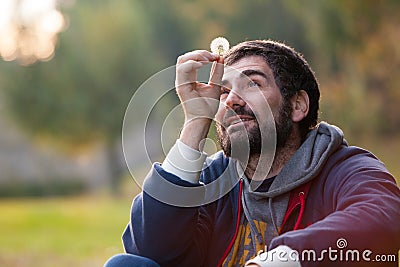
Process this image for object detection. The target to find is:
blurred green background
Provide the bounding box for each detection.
[0,0,399,266]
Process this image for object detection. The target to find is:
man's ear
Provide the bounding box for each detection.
[291,90,309,122]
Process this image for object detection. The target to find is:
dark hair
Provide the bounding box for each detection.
[224,40,320,140]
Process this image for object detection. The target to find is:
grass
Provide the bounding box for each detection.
[0,194,133,267]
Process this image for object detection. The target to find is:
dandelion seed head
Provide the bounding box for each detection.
[210,37,230,56]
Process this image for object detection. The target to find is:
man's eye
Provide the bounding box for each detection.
[220,87,230,94]
[248,80,260,87]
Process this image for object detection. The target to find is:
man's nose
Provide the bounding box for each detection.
[225,90,246,109]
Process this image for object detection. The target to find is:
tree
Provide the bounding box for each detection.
[286,0,400,137]
[1,1,170,192]
[2,0,399,193]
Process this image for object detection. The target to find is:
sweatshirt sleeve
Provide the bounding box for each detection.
[270,151,400,267]
[162,139,207,183]
[122,163,215,266]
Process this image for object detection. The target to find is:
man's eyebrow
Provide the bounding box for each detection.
[241,69,269,81]
[220,69,269,86]
[220,79,229,86]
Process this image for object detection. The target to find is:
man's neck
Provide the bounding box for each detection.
[243,133,301,181]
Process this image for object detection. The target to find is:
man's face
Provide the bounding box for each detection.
[215,55,293,159]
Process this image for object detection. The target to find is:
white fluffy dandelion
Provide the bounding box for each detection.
[210,37,230,56]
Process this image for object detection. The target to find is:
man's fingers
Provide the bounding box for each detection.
[177,50,219,64]
[176,60,205,85]
[176,51,219,86]
[178,60,204,73]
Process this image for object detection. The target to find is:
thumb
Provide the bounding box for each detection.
[208,56,224,88]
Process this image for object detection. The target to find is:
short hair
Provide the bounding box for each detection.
[224,40,320,140]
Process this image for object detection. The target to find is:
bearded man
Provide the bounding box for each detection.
[105,40,400,267]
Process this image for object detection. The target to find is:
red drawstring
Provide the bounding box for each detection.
[217,179,243,267]
[293,192,305,230]
[280,182,312,233]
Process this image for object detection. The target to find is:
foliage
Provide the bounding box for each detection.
[2,1,159,145]
[286,0,400,137]
[0,0,399,186]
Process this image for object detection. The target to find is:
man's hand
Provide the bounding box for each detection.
[175,50,224,150]
[176,50,224,120]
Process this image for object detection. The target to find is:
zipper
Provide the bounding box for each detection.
[216,178,243,267]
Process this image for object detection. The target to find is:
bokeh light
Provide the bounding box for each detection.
[0,0,66,65]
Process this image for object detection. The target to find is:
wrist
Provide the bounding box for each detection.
[180,117,212,151]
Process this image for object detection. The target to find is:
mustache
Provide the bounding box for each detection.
[221,106,256,127]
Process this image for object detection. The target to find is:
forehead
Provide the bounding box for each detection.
[222,55,273,82]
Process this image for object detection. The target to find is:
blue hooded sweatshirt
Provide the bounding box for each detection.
[122,122,400,266]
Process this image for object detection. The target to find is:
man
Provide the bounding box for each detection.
[105,40,400,266]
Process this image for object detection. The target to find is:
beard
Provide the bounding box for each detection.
[216,100,293,160]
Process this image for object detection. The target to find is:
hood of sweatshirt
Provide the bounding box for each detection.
[262,121,345,198]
